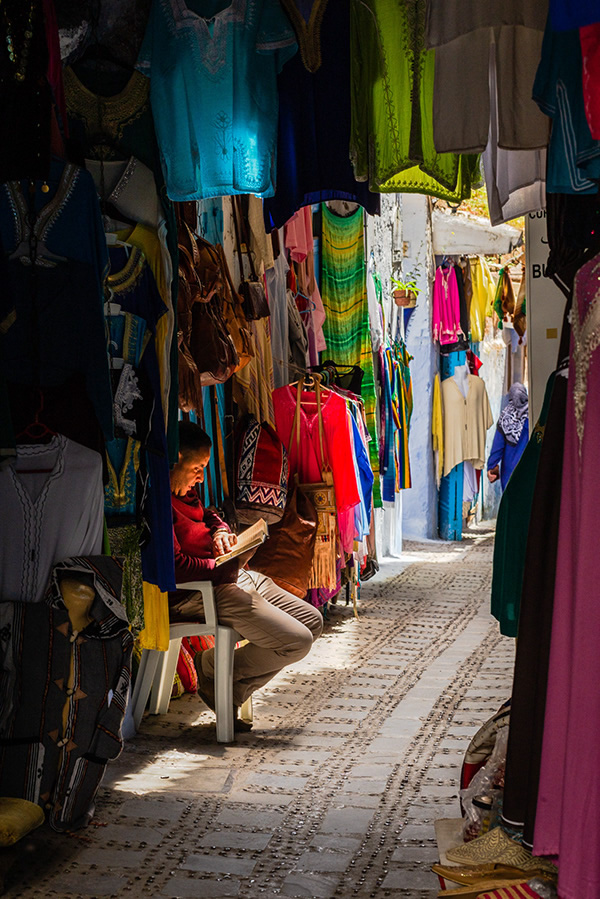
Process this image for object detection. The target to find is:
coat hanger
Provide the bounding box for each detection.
[15,390,57,450]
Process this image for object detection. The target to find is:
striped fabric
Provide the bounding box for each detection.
[476,884,541,899]
[321,204,381,506]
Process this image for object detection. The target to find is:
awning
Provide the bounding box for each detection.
[432,208,523,256]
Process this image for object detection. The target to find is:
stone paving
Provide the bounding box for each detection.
[2,524,514,899]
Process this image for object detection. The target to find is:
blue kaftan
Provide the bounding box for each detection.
[137,0,297,200]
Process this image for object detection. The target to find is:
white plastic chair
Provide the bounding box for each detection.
[130,580,252,743]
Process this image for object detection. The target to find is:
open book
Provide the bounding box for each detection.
[214,518,269,566]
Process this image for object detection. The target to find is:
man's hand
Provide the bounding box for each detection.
[487,466,500,484]
[212,530,238,557]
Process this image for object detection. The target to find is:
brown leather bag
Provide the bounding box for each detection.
[250,484,317,598]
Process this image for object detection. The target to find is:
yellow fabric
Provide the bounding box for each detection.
[116,224,173,427]
[432,373,444,486]
[470,257,497,342]
[0,798,44,846]
[138,582,170,652]
[441,373,493,476]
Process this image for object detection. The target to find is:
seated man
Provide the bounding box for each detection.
[169,421,323,730]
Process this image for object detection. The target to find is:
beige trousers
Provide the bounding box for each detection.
[169,569,323,706]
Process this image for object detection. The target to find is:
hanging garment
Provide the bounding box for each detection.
[432,373,444,487]
[425,1,549,153]
[0,556,133,833]
[0,0,51,182]
[0,160,113,444]
[441,373,493,476]
[272,383,361,515]
[580,24,600,140]
[551,0,600,30]
[64,66,164,185]
[262,0,380,230]
[64,65,179,463]
[0,437,104,603]
[432,265,463,345]
[534,23,600,194]
[265,246,291,388]
[491,376,553,638]
[233,318,276,427]
[502,371,568,849]
[470,257,497,342]
[107,247,175,596]
[321,204,381,505]
[534,255,600,899]
[284,205,326,364]
[86,157,164,232]
[350,0,479,200]
[136,0,297,200]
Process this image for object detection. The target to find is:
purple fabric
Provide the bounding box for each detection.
[534,254,600,899]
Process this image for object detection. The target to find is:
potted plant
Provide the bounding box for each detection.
[391,275,420,308]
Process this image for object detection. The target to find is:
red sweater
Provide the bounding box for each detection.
[171,492,238,586]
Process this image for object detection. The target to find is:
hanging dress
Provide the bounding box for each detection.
[321,203,381,505]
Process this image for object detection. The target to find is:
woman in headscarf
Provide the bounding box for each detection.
[487,383,529,490]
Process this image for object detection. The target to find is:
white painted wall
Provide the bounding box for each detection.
[398,195,438,540]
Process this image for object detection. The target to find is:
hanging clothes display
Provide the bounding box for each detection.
[321,203,381,505]
[107,245,175,596]
[136,0,297,200]
[441,366,493,477]
[425,1,549,225]
[350,0,479,200]
[379,340,413,502]
[533,254,600,899]
[0,0,52,183]
[491,376,553,638]
[0,557,132,833]
[432,263,464,345]
[431,373,444,488]
[534,21,600,195]
[284,205,326,366]
[263,0,380,230]
[469,257,497,343]
[0,437,104,603]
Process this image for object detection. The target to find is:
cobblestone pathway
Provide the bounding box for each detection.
[3,525,514,899]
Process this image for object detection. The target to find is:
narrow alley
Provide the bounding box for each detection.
[3,527,514,899]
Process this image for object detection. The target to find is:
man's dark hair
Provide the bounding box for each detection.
[178,421,212,458]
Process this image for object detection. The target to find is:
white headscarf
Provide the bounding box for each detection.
[498,383,528,445]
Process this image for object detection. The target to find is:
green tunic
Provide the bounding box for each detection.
[350,0,479,199]
[491,373,555,637]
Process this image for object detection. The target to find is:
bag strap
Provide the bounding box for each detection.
[291,376,329,479]
[233,196,258,281]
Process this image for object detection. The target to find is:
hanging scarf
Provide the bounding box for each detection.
[498,383,528,445]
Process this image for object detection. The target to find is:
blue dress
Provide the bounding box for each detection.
[137,0,297,200]
[550,0,600,30]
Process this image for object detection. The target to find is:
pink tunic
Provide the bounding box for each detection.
[432,265,463,345]
[272,385,360,516]
[284,206,327,364]
[533,254,600,899]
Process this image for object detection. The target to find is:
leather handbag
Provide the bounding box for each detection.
[232,196,270,321]
[250,484,317,598]
[217,242,255,371]
[189,295,239,387]
[291,377,338,590]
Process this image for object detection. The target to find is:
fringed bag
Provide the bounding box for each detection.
[292,378,338,590]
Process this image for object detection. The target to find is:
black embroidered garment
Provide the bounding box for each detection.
[0,556,133,832]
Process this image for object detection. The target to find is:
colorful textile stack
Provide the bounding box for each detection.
[321,204,381,505]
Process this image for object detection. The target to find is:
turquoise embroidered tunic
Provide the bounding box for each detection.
[137,0,297,200]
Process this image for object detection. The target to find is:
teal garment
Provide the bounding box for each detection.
[137,0,297,201]
[491,373,555,637]
[533,23,600,194]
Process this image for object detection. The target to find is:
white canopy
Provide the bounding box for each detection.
[432,208,522,256]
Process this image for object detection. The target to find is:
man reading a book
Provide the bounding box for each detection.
[169,422,323,731]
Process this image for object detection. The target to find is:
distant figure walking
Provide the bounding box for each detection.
[487,383,529,490]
